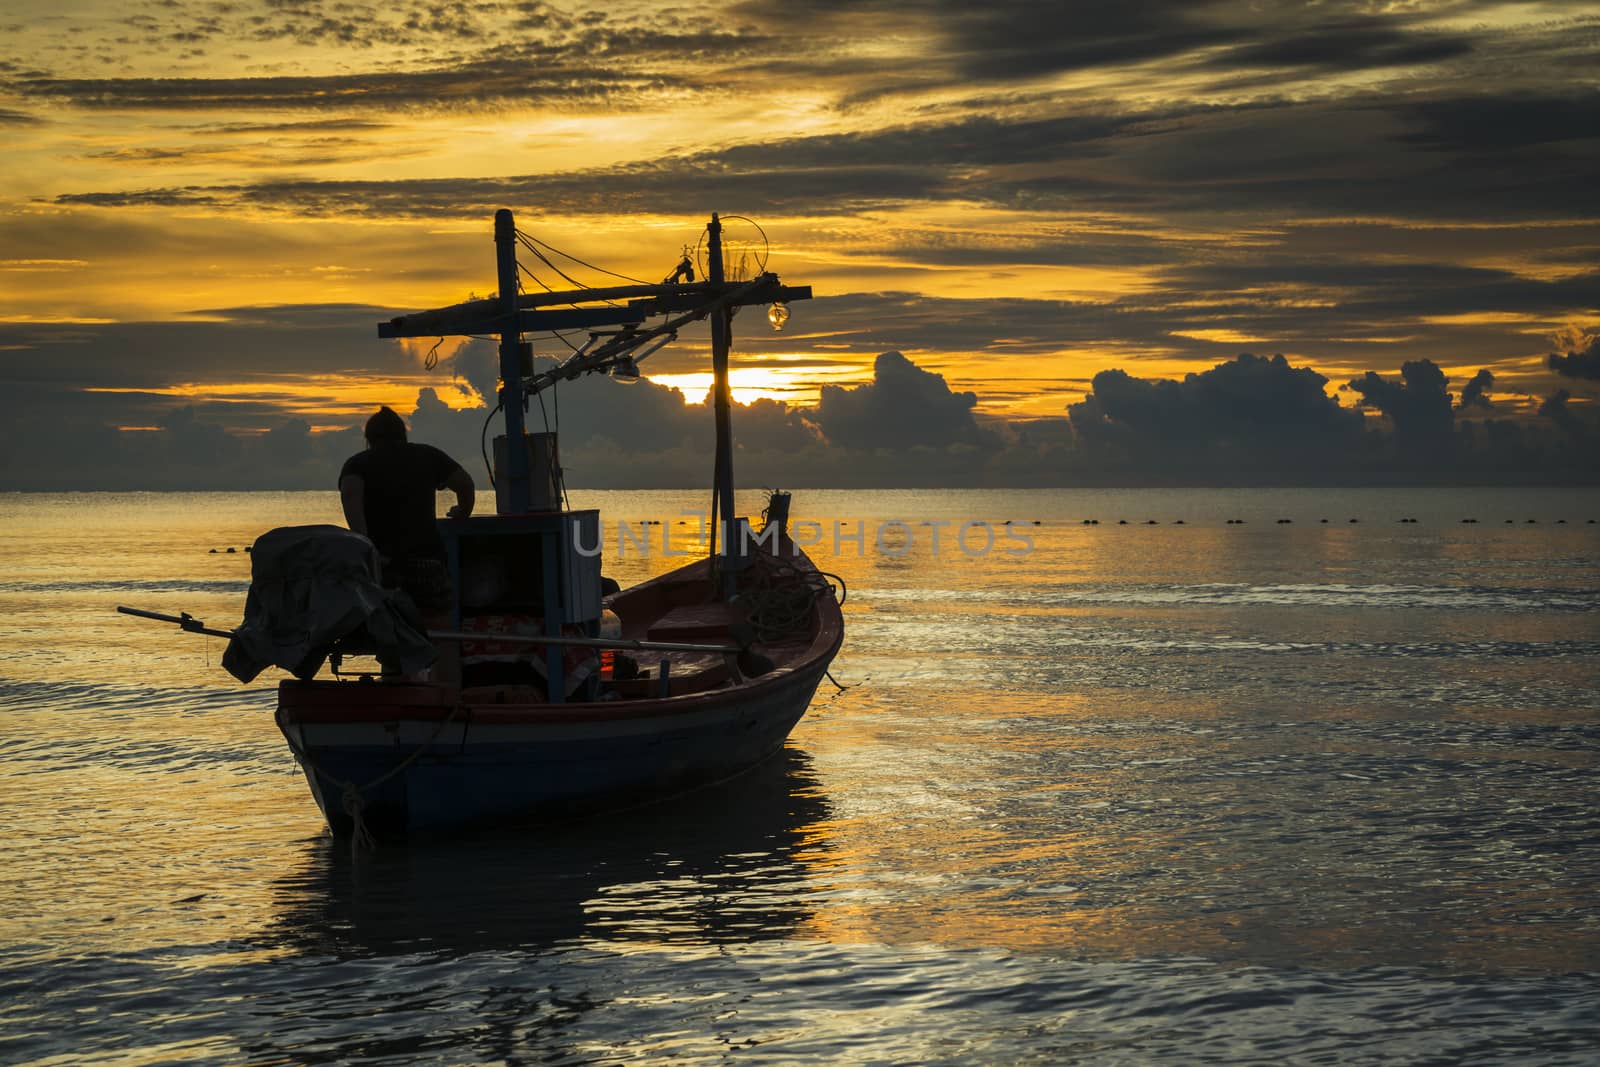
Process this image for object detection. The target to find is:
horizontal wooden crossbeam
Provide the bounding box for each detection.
[377,305,644,338]
[377,275,812,340]
[631,281,812,317]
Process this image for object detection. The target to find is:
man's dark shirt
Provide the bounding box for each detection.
[340,442,463,562]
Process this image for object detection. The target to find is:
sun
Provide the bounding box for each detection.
[647,367,806,406]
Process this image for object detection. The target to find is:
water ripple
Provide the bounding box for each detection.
[876,582,1600,613]
[1,945,1596,1066]
[0,578,249,595]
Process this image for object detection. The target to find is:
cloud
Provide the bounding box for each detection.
[200,119,394,135]
[1547,335,1600,381]
[6,16,777,112]
[4,336,1596,489]
[52,158,948,217]
[1161,261,1599,325]
[39,107,1147,216]
[986,94,1600,222]
[47,83,1600,230]
[1539,388,1572,421]
[258,416,317,468]
[391,347,827,491]
[1218,19,1473,72]
[1458,369,1494,411]
[1396,93,1600,154]
[1066,353,1364,474]
[0,308,418,393]
[1532,386,1597,462]
[13,66,653,111]
[1345,359,1455,451]
[0,387,362,490]
[83,136,428,169]
[9,0,1554,123]
[1058,351,1598,483]
[733,0,1219,63]
[907,2,1239,82]
[814,351,993,451]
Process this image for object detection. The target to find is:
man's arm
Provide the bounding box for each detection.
[445,466,475,520]
[339,474,368,535]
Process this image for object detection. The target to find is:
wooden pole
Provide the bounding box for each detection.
[706,213,737,598]
[117,605,237,639]
[494,209,530,514]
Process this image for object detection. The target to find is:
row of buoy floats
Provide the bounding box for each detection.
[204,516,1594,551]
[1077,518,1596,525]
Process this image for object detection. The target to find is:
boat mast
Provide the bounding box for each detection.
[377,210,811,536]
[494,209,532,515]
[706,213,738,597]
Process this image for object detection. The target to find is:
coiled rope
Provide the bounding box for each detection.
[734,556,846,643]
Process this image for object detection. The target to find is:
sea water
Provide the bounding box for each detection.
[1,488,1597,1065]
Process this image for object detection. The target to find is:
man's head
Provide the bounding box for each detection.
[365,406,407,446]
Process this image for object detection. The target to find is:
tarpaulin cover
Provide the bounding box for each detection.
[222,524,436,683]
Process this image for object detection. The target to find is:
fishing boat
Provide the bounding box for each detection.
[120,210,844,841]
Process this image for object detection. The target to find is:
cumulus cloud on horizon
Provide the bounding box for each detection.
[3,335,1593,490]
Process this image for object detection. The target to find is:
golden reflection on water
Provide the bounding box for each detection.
[2,489,1598,981]
[250,747,834,959]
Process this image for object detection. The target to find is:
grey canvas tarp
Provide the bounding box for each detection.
[222,525,437,683]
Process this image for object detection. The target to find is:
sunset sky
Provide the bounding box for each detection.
[1,0,1596,487]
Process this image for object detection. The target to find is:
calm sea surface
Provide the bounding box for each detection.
[2,488,1598,1065]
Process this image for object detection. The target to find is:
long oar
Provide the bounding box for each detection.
[116,605,739,656]
[116,605,236,639]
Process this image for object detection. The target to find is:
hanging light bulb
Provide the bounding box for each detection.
[611,355,641,383]
[767,302,790,332]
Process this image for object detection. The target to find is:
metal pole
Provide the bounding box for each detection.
[427,630,741,655]
[494,209,530,514]
[706,213,737,597]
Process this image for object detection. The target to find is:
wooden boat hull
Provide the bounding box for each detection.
[277,658,831,836]
[275,545,844,837]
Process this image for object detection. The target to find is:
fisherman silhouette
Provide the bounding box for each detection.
[339,406,474,617]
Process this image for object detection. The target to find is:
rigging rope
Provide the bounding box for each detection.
[480,398,502,490]
[423,336,444,371]
[515,228,649,286]
[516,231,599,296]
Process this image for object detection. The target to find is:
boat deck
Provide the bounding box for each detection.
[285,536,838,715]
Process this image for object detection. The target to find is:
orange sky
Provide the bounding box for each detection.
[1,0,1597,485]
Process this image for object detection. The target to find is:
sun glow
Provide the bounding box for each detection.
[637,352,878,407]
[646,367,820,406]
